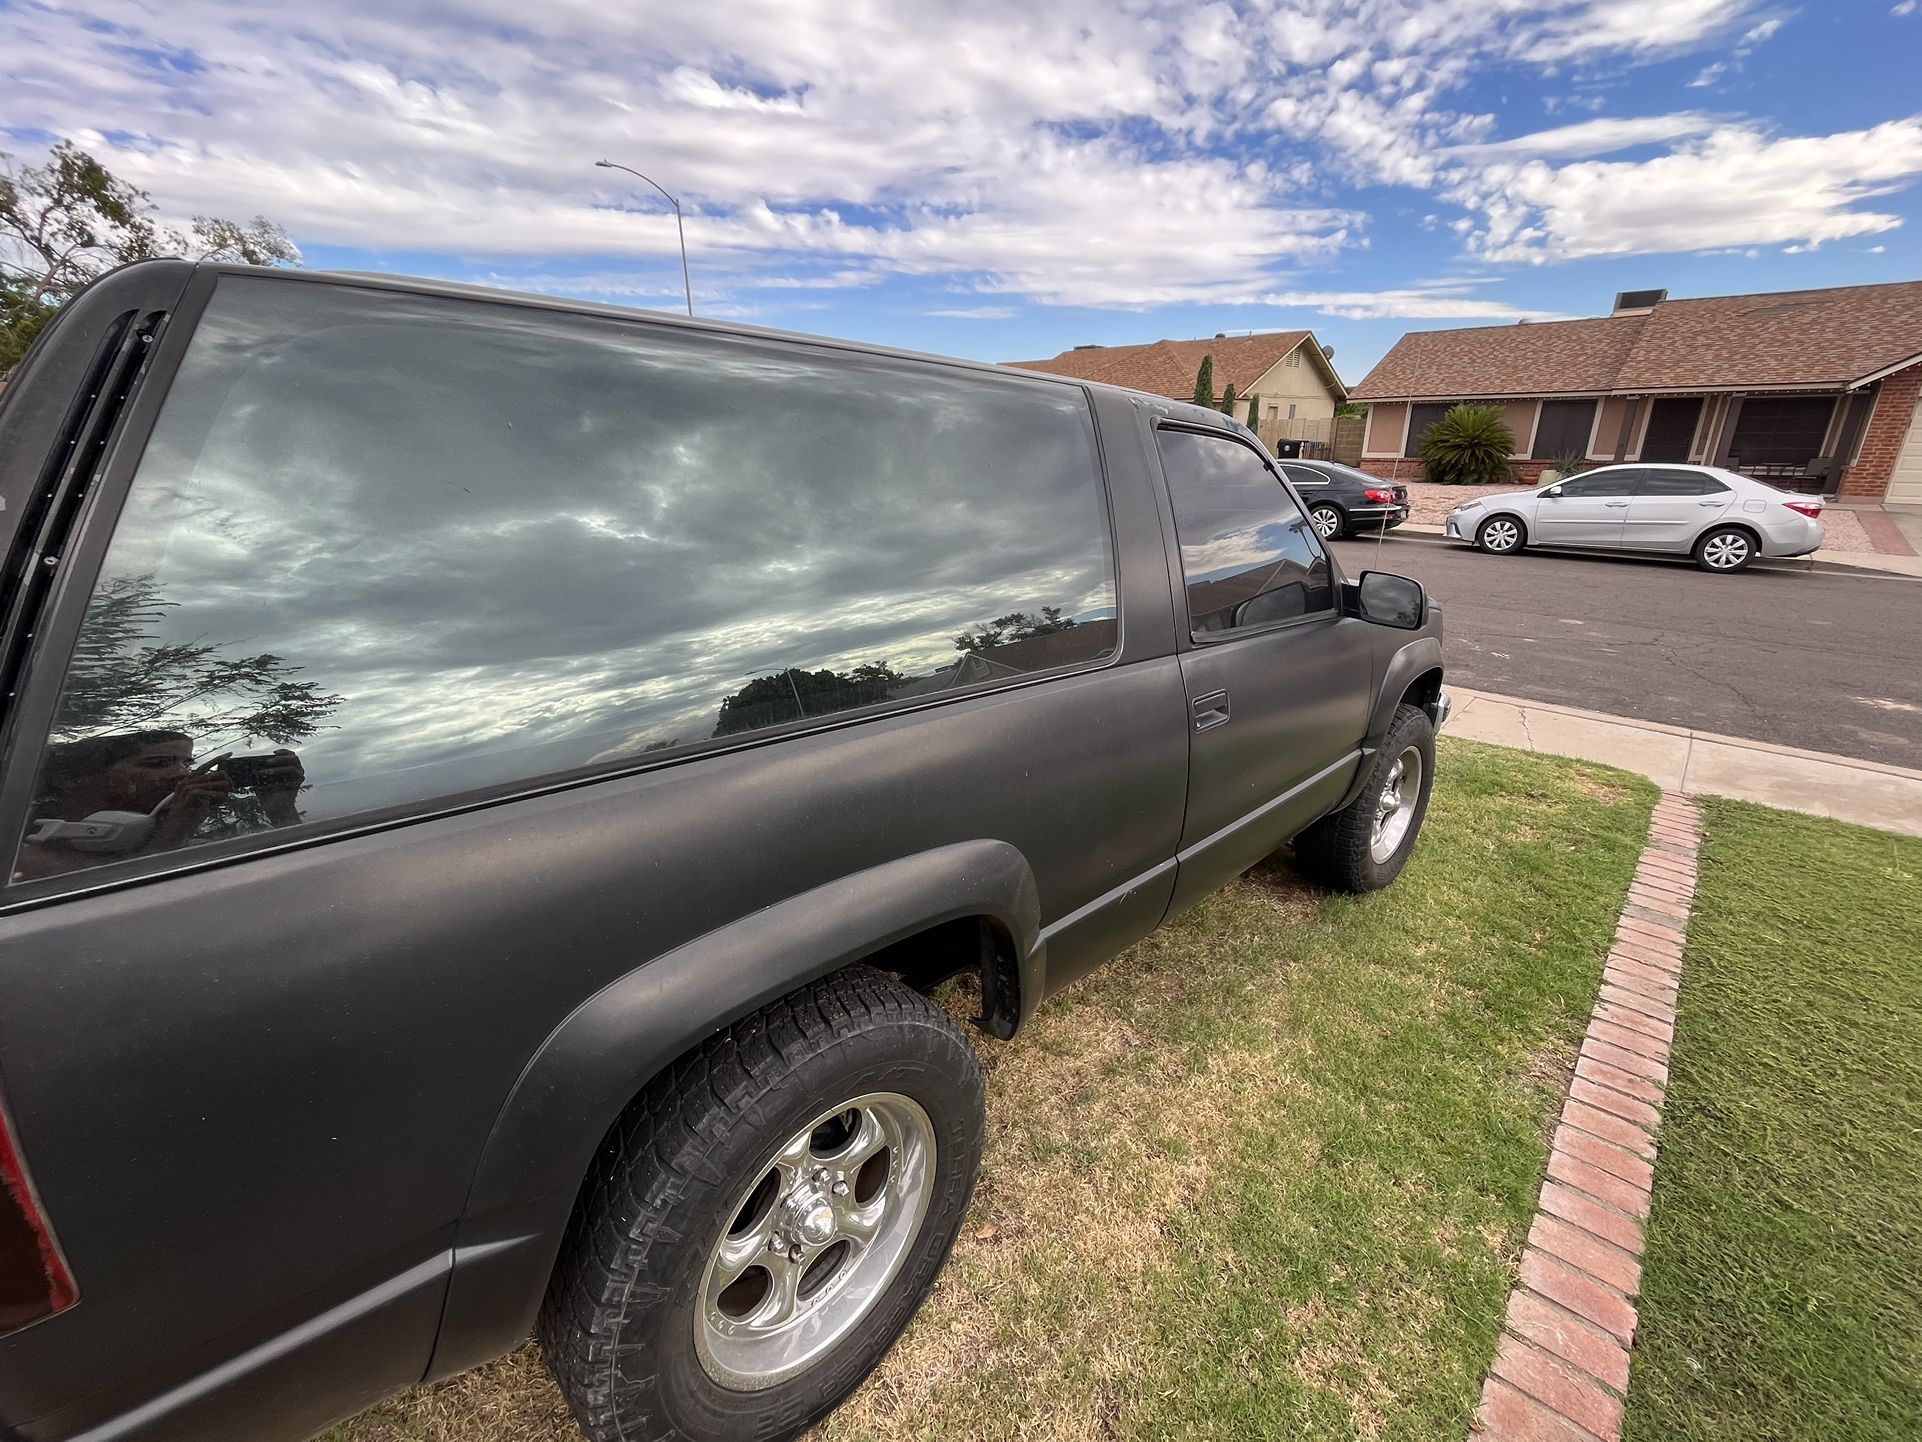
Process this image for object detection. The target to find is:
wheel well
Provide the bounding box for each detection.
[1479,510,1527,540]
[862,915,1022,1040]
[1697,520,1761,550]
[1398,666,1445,719]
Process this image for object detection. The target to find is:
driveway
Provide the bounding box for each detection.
[1331,535,1922,768]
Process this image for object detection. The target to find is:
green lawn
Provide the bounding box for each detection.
[1623,802,1922,1442]
[331,741,1654,1442]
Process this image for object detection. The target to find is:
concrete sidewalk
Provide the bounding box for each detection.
[1388,521,1922,578]
[1443,688,1922,837]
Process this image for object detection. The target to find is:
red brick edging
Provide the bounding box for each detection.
[1471,793,1702,1441]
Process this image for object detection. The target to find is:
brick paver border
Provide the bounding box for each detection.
[1470,792,1703,1441]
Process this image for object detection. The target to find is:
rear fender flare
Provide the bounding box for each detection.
[428,839,1041,1377]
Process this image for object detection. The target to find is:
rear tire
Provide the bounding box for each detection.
[1309,503,1345,541]
[1476,514,1525,554]
[1291,703,1436,893]
[1693,525,1756,573]
[539,966,985,1442]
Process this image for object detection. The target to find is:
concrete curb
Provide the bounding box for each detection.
[1350,524,1922,579]
[1443,688,1922,838]
[1471,794,1703,1442]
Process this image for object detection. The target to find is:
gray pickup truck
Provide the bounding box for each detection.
[0,261,1446,1442]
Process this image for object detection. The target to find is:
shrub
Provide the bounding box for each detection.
[1420,404,1516,485]
[1191,355,1214,407]
[1220,381,1237,416]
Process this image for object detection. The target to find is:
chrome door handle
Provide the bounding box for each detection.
[1698,499,1725,506]
[1605,501,1630,507]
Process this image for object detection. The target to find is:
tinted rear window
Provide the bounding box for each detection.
[14,278,1116,882]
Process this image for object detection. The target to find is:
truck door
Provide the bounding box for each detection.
[1150,425,1373,912]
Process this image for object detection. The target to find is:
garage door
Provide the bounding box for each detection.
[1892,396,1922,505]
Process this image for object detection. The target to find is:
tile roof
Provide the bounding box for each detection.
[1005,330,1338,400]
[1351,279,1922,400]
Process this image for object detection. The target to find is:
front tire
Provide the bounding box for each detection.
[1309,503,1345,541]
[1291,703,1436,893]
[540,966,986,1442]
[1694,525,1755,573]
[1476,514,1525,554]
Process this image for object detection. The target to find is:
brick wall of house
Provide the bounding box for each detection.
[1839,362,1922,499]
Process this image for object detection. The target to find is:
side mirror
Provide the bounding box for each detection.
[1543,484,1565,498]
[1353,571,1426,629]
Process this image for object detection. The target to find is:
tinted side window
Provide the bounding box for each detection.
[1637,469,1729,497]
[1158,429,1333,635]
[1555,471,1639,498]
[12,278,1117,884]
[1282,464,1329,487]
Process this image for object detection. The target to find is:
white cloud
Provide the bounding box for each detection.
[925,306,1019,319]
[1893,1,1916,15]
[1246,283,1564,320]
[1454,119,1922,262]
[1450,114,1719,158]
[1740,18,1785,43]
[1688,62,1730,87]
[0,0,1896,310]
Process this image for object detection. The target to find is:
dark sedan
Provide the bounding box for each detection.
[1280,459,1410,540]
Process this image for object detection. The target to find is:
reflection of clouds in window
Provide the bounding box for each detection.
[60,277,1116,825]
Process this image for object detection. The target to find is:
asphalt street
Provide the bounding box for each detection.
[1330,532,1922,769]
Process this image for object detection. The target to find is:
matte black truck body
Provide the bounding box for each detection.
[0,261,1443,1441]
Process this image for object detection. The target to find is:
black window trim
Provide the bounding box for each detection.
[1151,418,1341,648]
[1633,467,1730,498]
[0,267,1130,911]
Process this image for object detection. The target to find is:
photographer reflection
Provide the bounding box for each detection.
[16,730,306,881]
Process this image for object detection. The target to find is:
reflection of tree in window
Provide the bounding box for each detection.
[712,662,908,737]
[54,574,342,749]
[952,607,1077,654]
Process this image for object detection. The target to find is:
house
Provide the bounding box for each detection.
[1007,330,1347,428]
[1350,281,1922,502]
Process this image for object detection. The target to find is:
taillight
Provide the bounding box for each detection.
[1365,487,1396,504]
[1783,500,1823,519]
[0,1093,77,1336]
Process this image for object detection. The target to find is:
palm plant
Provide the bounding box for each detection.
[1420,404,1516,485]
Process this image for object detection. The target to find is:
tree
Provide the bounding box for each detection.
[1220,381,1237,417]
[1190,354,1214,408]
[712,662,908,737]
[1244,393,1260,428]
[1,141,297,373]
[1419,404,1517,485]
[952,607,1077,654]
[51,574,343,749]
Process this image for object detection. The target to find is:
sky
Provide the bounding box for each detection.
[4,0,1921,383]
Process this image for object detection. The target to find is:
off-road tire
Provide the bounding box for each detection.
[1290,703,1436,893]
[539,965,985,1442]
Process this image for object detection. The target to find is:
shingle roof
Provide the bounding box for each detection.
[1351,280,1922,400]
[1006,330,1341,400]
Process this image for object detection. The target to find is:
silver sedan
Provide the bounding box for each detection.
[1444,463,1826,573]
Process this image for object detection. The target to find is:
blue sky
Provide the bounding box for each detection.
[4,0,1920,383]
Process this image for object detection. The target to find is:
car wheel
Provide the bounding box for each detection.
[1289,703,1436,893]
[1309,503,1344,541]
[1694,526,1755,573]
[1476,514,1524,554]
[540,966,985,1442]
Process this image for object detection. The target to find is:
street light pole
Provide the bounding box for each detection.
[594,158,693,317]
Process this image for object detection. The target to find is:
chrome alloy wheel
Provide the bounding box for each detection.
[1310,505,1342,540]
[695,1093,935,1391]
[1479,517,1520,552]
[1700,532,1750,569]
[1370,744,1422,863]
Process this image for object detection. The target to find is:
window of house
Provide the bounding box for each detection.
[14,277,1119,883]
[1287,403,1297,420]
[1404,402,1454,457]
[1156,428,1333,634]
[1530,398,1599,459]
[1727,396,1838,468]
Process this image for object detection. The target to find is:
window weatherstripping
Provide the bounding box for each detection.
[11,276,1120,888]
[1156,427,1335,636]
